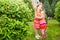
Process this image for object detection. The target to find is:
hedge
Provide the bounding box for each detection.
[54,1,60,23]
[0,0,33,40]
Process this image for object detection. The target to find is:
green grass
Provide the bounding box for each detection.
[26,20,60,40]
[44,20,60,40]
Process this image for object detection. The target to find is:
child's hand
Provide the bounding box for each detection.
[36,16,42,19]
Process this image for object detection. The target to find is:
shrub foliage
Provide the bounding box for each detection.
[54,1,60,22]
[0,0,33,40]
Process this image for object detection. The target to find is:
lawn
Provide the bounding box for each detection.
[26,20,60,40]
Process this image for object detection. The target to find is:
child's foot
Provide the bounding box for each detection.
[35,35,40,39]
[40,34,47,38]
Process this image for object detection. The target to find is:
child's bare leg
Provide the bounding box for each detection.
[35,28,40,39]
[35,28,39,35]
[41,29,46,38]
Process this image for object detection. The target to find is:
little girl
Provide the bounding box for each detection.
[34,3,47,39]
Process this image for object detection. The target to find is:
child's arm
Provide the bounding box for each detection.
[37,11,45,19]
[35,7,41,19]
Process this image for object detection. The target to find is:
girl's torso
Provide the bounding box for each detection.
[34,9,46,24]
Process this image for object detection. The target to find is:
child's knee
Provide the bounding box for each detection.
[42,29,46,34]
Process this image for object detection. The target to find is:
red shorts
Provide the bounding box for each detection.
[34,19,47,29]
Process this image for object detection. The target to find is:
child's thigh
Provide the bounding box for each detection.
[41,29,46,32]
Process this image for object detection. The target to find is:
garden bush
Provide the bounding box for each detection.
[0,0,33,40]
[54,1,60,23]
